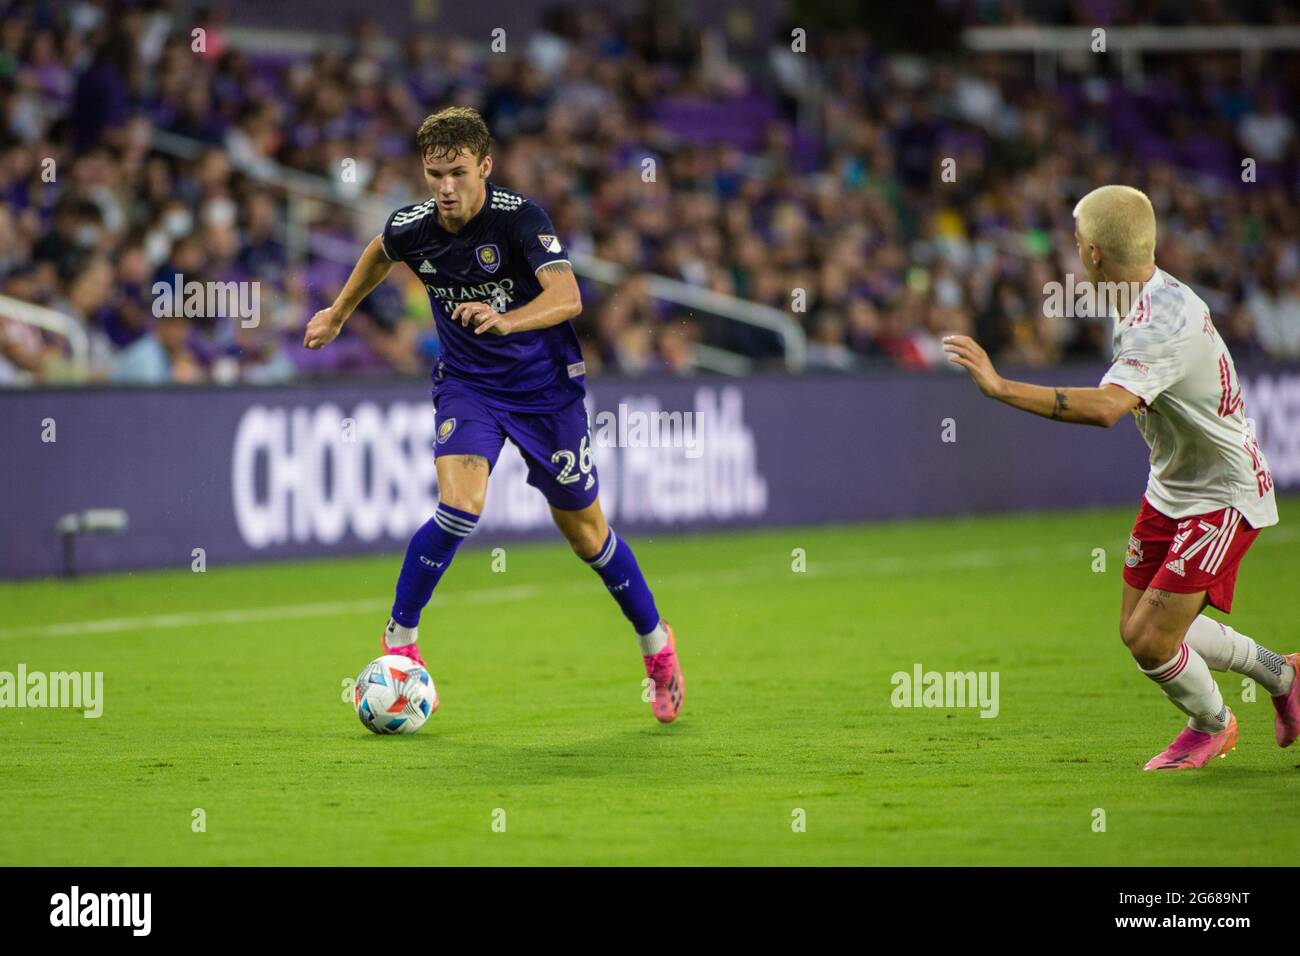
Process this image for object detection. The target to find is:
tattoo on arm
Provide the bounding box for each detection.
[536,261,572,276]
[1051,389,1069,420]
[1145,589,1171,609]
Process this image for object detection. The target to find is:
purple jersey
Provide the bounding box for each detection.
[381,182,585,411]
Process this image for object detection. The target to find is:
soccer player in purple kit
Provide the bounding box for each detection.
[304,107,684,723]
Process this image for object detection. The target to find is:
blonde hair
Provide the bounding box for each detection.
[1072,185,1156,268]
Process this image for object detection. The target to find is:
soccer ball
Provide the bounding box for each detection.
[354,655,438,735]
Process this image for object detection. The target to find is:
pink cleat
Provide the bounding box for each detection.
[1271,653,1300,748]
[644,622,684,724]
[381,621,425,668]
[1142,710,1238,771]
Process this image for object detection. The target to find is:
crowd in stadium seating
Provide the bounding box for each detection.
[1,0,1298,385]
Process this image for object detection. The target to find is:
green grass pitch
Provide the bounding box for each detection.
[2,498,1298,866]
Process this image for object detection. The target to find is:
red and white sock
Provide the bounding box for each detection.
[1140,642,1229,733]
[1181,615,1294,697]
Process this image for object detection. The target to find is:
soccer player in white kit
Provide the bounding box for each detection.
[943,184,1299,771]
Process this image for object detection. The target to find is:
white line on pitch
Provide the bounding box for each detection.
[2,527,1296,641]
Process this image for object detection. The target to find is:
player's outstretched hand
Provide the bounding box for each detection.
[942,334,1004,398]
[304,307,344,349]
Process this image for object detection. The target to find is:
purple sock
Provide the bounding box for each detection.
[391,503,479,627]
[584,529,660,635]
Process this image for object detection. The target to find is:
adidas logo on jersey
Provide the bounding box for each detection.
[1165,557,1186,577]
[419,260,436,274]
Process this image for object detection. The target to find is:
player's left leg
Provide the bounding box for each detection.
[1180,612,1298,747]
[503,396,683,722]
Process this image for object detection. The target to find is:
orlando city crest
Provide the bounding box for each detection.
[475,244,500,274]
[437,418,457,444]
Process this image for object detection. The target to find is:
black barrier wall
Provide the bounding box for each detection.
[2,366,1298,578]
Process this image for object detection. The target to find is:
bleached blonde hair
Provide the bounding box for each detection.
[1072,185,1157,268]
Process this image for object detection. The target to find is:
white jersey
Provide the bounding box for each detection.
[1100,267,1277,529]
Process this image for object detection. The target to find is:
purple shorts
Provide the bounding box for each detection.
[431,385,599,511]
